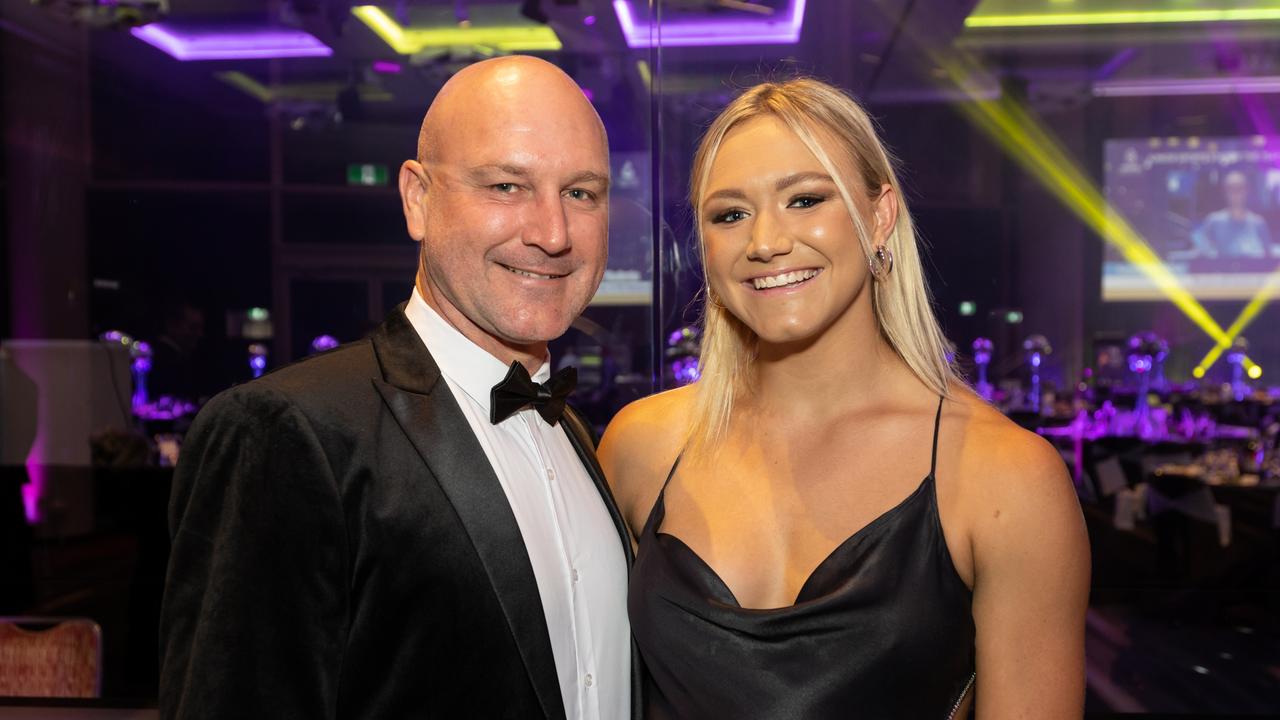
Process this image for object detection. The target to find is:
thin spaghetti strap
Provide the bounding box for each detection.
[663,454,683,492]
[637,453,684,541]
[929,396,944,477]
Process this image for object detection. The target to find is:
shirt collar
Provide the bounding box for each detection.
[403,287,551,412]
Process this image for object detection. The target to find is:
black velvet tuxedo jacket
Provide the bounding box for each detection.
[160,306,639,719]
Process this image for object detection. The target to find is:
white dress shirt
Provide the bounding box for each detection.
[404,288,630,720]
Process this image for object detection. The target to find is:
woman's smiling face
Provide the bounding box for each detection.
[699,115,895,347]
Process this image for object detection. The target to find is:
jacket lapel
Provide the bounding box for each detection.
[560,407,645,720]
[369,306,566,720]
[560,408,634,565]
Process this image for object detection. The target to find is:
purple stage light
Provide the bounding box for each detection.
[22,442,45,524]
[583,14,597,26]
[131,340,153,411]
[249,343,270,379]
[612,0,805,48]
[671,357,701,385]
[666,325,702,386]
[311,335,340,353]
[131,23,333,61]
[1022,335,1052,414]
[972,337,994,402]
[372,60,402,74]
[1227,337,1250,401]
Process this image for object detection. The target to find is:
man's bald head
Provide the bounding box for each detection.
[397,54,611,370]
[417,55,606,165]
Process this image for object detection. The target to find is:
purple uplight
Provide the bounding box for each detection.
[372,60,402,74]
[22,444,45,524]
[671,357,701,385]
[311,334,340,353]
[583,15,597,26]
[612,0,805,48]
[131,23,333,61]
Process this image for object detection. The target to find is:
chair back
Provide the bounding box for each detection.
[0,617,102,698]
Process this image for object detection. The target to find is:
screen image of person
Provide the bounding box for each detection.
[1191,170,1278,259]
[159,56,637,720]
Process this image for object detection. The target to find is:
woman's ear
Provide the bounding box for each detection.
[873,183,898,243]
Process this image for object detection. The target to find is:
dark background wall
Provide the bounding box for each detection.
[5,2,1279,397]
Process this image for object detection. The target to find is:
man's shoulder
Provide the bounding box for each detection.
[198,338,380,425]
[259,338,378,392]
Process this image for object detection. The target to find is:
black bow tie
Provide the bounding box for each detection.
[490,361,576,426]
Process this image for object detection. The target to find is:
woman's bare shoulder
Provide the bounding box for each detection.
[947,387,1087,567]
[951,390,1073,490]
[598,385,697,530]
[942,389,1071,497]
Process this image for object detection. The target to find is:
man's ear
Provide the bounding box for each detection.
[399,160,430,242]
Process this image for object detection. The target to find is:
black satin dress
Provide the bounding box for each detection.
[629,399,976,719]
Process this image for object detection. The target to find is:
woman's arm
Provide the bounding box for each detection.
[968,429,1091,718]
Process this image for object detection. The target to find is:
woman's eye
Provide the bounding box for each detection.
[711,209,748,224]
[789,195,824,209]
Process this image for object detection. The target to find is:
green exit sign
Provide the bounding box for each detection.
[347,164,389,186]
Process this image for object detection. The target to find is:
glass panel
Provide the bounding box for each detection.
[649,1,1280,715]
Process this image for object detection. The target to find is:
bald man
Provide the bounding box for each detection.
[160,57,637,720]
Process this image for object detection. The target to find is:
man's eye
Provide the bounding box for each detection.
[711,209,748,224]
[492,183,518,193]
[566,189,595,201]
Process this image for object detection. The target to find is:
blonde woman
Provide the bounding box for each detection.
[599,78,1089,719]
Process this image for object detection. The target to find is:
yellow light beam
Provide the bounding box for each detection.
[1193,265,1280,373]
[351,6,562,54]
[933,53,1258,369]
[1189,94,1280,375]
[217,71,274,103]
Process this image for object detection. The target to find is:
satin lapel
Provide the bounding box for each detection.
[560,408,634,566]
[560,407,645,720]
[370,307,566,720]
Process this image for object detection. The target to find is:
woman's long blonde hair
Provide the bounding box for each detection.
[688,77,958,452]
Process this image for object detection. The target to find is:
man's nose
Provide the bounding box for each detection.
[524,192,571,254]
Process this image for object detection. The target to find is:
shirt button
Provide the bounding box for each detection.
[584,674,593,688]
[545,468,556,482]
[571,568,580,583]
